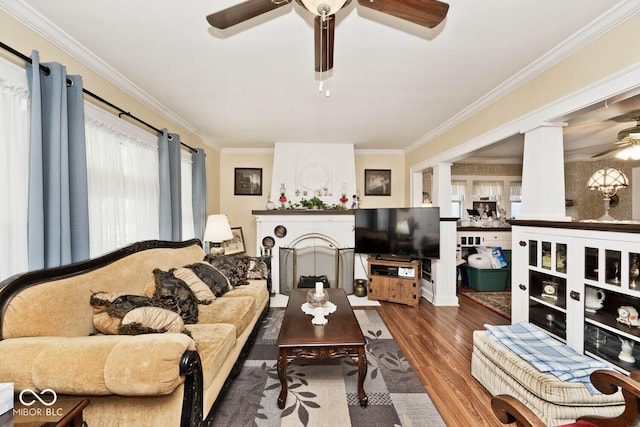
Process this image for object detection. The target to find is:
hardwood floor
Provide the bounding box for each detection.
[376,293,510,427]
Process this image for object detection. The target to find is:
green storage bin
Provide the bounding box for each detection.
[466,265,510,291]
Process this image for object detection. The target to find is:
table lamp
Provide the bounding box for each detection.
[203,214,233,255]
[587,167,629,221]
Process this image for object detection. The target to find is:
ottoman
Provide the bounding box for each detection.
[471,330,625,426]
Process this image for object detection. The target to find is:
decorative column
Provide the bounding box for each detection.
[520,123,571,221]
[428,163,458,306]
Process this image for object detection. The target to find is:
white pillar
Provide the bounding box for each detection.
[520,123,571,221]
[432,163,453,216]
[428,163,458,306]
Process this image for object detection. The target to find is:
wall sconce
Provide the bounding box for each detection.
[587,167,629,221]
[203,214,233,255]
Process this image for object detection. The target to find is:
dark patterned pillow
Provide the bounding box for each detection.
[89,291,190,336]
[204,255,250,287]
[184,262,232,297]
[90,292,163,318]
[151,269,199,324]
[246,257,269,280]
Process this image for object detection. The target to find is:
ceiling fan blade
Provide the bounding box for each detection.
[206,0,291,29]
[314,15,335,72]
[357,0,449,28]
[591,142,631,158]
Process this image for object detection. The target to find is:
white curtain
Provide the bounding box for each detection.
[181,150,195,239]
[473,180,503,200]
[0,60,29,280]
[84,103,159,257]
[451,180,466,199]
[510,181,523,201]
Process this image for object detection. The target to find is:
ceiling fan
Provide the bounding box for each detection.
[206,0,449,72]
[592,112,640,159]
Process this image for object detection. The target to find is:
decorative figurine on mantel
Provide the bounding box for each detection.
[351,193,360,209]
[266,193,276,210]
[279,183,287,209]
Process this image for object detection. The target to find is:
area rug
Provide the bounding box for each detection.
[211,310,446,427]
[459,290,511,319]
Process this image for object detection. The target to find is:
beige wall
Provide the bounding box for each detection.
[219,150,407,255]
[565,160,640,221]
[219,151,274,256]
[355,152,406,209]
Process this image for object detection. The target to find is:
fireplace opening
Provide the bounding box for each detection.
[279,235,354,295]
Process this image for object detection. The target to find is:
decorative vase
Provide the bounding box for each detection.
[354,279,367,297]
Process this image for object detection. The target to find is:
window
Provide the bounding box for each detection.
[85,103,160,257]
[0,59,29,280]
[451,180,466,218]
[510,181,522,218]
[181,150,195,239]
[0,57,197,275]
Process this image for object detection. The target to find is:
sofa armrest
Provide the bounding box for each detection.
[0,333,195,396]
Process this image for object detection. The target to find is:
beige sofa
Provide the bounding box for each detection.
[0,239,270,427]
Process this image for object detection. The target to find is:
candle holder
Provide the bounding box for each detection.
[307,288,329,308]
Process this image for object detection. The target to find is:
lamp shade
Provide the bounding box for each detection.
[587,167,629,197]
[203,214,233,243]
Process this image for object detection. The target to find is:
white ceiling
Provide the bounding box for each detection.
[3,0,640,160]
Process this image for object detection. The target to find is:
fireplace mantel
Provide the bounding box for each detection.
[253,210,357,294]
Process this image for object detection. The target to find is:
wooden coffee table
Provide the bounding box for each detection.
[277,288,368,408]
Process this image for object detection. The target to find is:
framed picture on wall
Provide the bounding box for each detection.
[224,227,246,255]
[364,169,391,196]
[472,201,497,217]
[234,168,262,196]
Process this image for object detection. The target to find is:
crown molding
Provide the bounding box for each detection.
[405,0,640,154]
[456,157,523,165]
[1,0,217,149]
[221,147,274,155]
[354,148,404,157]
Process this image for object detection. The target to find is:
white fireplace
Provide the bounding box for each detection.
[254,211,364,294]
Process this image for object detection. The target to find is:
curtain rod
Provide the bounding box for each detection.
[0,40,197,153]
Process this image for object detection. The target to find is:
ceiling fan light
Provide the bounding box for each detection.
[618,124,640,142]
[298,0,350,15]
[616,149,631,161]
[616,145,640,161]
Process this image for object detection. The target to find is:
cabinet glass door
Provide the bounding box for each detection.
[584,247,598,281]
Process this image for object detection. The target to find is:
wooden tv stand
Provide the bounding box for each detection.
[367,257,420,307]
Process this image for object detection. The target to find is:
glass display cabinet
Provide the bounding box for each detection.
[511,220,640,373]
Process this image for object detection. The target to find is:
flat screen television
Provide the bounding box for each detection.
[354,207,440,259]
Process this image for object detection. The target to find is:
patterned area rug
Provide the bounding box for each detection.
[459,290,511,319]
[212,310,445,427]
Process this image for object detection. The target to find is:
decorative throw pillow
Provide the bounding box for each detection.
[89,291,190,336]
[150,269,199,324]
[204,255,250,287]
[184,262,232,297]
[246,257,269,280]
[119,306,188,336]
[171,267,216,304]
